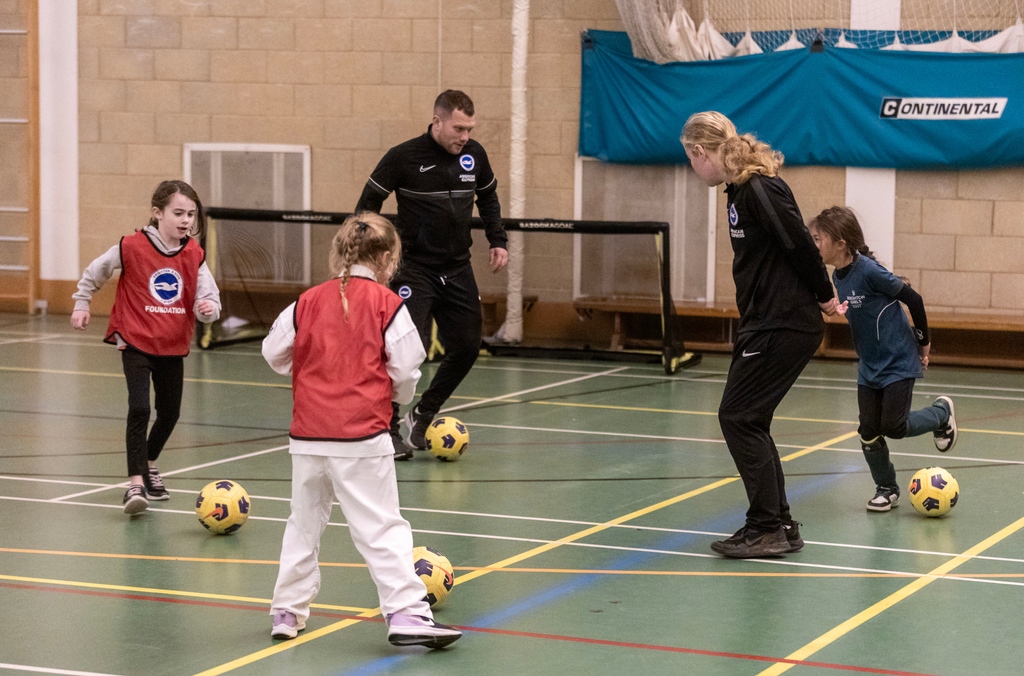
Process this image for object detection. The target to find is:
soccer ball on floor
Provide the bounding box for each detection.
[195,480,251,534]
[425,417,469,462]
[908,467,959,517]
[413,545,455,607]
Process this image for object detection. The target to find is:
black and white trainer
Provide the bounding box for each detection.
[387,614,462,649]
[123,484,148,515]
[402,406,434,451]
[933,396,958,453]
[144,467,169,501]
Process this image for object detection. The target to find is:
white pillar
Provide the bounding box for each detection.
[502,0,529,343]
[38,0,79,280]
[846,0,900,270]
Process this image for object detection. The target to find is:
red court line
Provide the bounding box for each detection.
[1,582,932,675]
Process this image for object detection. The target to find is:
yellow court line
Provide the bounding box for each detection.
[0,572,270,604]
[456,432,856,586]
[0,573,370,613]
[756,513,1024,676]
[194,609,384,676]
[0,547,361,569]
[194,430,857,674]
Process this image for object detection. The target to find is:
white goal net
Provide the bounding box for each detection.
[615,0,1024,61]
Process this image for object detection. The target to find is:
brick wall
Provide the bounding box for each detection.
[73,0,1023,327]
[895,169,1024,315]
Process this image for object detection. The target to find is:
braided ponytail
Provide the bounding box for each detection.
[328,212,402,321]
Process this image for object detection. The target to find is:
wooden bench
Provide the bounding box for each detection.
[822,310,1024,368]
[574,295,1024,368]
[572,295,739,351]
[480,293,538,338]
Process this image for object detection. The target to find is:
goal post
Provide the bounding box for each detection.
[200,207,701,374]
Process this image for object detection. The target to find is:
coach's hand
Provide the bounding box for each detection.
[489,247,508,273]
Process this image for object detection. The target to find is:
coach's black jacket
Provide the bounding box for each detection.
[725,174,834,335]
[355,126,506,271]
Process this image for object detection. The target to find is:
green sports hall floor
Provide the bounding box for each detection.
[2,312,1023,676]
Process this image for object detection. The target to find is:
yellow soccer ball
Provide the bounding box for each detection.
[425,417,469,461]
[413,545,455,607]
[195,480,251,534]
[908,467,959,517]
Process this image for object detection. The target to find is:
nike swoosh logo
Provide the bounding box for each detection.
[742,350,761,357]
[419,165,436,172]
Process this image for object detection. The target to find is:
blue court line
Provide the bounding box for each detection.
[339,470,846,675]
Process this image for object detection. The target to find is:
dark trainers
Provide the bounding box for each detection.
[867,488,900,512]
[933,396,957,452]
[710,525,789,558]
[144,467,169,501]
[270,610,306,640]
[122,484,148,515]
[402,406,433,451]
[387,614,461,649]
[392,431,413,461]
[783,521,804,552]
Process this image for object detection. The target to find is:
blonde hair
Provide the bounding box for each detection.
[680,111,783,183]
[328,212,401,320]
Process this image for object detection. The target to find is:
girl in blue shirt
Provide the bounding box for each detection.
[809,207,957,512]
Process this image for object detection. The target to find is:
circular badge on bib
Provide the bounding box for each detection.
[728,203,739,227]
[398,285,412,299]
[459,154,475,171]
[150,268,183,305]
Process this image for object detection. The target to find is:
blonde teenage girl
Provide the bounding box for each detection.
[681,111,838,558]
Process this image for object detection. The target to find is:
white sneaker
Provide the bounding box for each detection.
[270,610,306,640]
[387,614,461,649]
[933,396,957,453]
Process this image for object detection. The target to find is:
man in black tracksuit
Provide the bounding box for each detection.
[356,89,508,460]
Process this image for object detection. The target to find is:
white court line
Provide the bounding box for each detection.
[51,445,289,501]
[0,335,66,347]
[469,421,729,445]
[3,493,1023,589]
[10,472,1024,569]
[0,475,112,488]
[0,663,123,676]
[439,366,629,414]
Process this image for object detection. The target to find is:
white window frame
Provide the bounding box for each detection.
[572,155,717,305]
[183,142,313,285]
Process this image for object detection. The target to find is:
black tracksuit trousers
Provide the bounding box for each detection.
[121,347,184,478]
[391,260,482,419]
[718,328,823,532]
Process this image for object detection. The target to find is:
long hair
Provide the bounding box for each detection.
[680,111,783,183]
[329,212,401,320]
[808,206,877,261]
[148,180,206,238]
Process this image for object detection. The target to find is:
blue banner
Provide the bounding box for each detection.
[579,30,1024,169]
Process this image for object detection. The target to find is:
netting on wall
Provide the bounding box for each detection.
[615,0,1024,60]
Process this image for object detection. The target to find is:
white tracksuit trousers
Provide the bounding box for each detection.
[271,453,432,623]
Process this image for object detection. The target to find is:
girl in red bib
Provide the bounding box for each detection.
[72,180,221,515]
[262,212,461,649]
